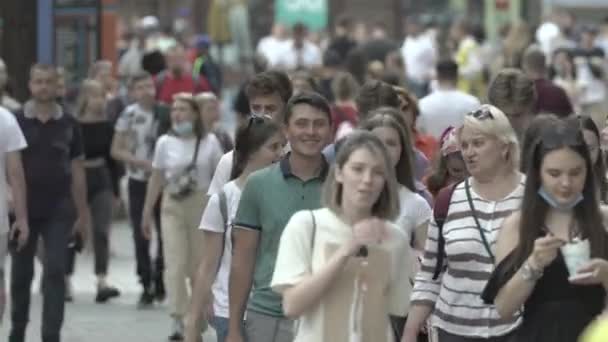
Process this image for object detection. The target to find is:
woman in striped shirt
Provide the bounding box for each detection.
[402,105,524,342]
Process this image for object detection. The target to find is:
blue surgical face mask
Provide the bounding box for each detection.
[172,121,194,136]
[538,186,583,211]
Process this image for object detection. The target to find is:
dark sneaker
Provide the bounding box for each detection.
[95,286,121,303]
[137,288,155,309]
[155,274,166,302]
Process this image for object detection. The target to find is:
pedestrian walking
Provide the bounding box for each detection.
[185,115,284,342]
[111,71,170,307]
[483,117,608,342]
[67,79,121,303]
[142,93,223,340]
[10,64,90,342]
[271,131,411,341]
[0,105,29,322]
[207,70,292,196]
[403,105,524,342]
[226,92,332,342]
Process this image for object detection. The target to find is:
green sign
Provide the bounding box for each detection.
[275,0,328,31]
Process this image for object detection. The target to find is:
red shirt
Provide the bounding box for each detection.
[415,130,439,161]
[331,104,358,135]
[156,72,212,104]
[534,78,574,117]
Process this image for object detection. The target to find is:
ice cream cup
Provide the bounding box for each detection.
[561,238,591,276]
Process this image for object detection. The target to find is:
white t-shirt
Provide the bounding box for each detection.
[0,107,27,234]
[207,150,233,196]
[152,134,223,192]
[396,186,432,243]
[274,40,322,70]
[114,103,158,181]
[207,144,290,195]
[417,88,480,139]
[401,34,437,83]
[199,180,242,318]
[271,208,412,342]
[257,36,290,67]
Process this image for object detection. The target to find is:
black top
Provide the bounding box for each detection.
[79,120,121,196]
[482,238,605,342]
[15,110,83,220]
[80,121,114,160]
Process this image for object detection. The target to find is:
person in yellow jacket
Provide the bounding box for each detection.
[579,314,608,342]
[450,19,485,98]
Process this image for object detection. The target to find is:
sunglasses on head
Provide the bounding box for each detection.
[468,107,494,121]
[247,113,273,129]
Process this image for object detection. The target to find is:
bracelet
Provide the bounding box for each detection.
[521,261,543,282]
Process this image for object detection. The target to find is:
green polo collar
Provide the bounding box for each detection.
[279,152,329,181]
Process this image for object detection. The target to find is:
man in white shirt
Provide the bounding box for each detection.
[0,106,29,322]
[274,23,322,71]
[256,23,289,67]
[207,70,292,196]
[417,60,480,139]
[401,17,437,99]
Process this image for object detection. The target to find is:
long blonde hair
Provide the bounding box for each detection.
[75,79,104,117]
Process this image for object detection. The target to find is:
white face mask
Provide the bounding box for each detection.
[538,186,583,211]
[172,121,194,136]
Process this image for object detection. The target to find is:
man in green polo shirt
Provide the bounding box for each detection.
[227,92,333,342]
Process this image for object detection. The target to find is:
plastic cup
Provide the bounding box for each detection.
[561,239,591,276]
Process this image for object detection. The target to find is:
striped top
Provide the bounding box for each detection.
[411,177,525,338]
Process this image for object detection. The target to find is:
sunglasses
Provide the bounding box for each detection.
[468,107,494,121]
[246,113,273,129]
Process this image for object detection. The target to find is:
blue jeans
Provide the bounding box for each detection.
[210,316,229,342]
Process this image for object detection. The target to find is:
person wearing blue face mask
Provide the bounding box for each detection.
[483,117,608,342]
[142,93,224,341]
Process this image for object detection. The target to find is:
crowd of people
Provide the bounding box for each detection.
[1,8,608,342]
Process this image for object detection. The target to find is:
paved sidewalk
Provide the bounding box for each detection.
[0,221,217,342]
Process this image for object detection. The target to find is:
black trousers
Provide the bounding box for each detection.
[10,205,72,342]
[127,178,164,289]
[390,315,428,342]
[66,166,114,276]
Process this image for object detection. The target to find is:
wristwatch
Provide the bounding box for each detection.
[521,261,543,282]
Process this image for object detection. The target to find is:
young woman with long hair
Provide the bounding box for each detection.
[483,117,608,342]
[68,79,121,302]
[360,107,432,340]
[185,115,284,342]
[271,131,411,341]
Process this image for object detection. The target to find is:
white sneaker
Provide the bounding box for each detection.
[168,317,184,341]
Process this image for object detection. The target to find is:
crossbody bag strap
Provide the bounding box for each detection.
[464,178,495,263]
[186,137,202,171]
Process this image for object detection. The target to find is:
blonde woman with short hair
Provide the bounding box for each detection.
[403,105,525,342]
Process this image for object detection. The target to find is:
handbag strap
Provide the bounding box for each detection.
[464,178,495,263]
[186,136,202,171]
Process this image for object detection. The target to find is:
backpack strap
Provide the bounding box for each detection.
[214,190,229,275]
[432,182,459,280]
